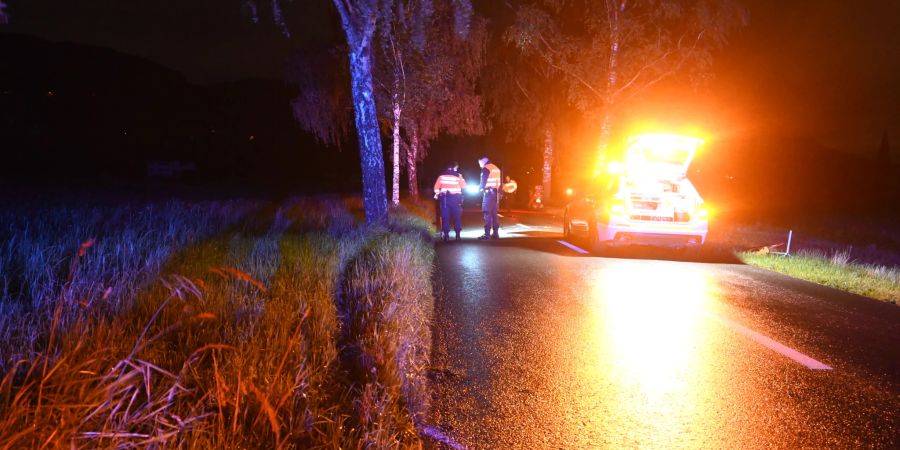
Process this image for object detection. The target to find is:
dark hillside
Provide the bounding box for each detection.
[0,33,360,193]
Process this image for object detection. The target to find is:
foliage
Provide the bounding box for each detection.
[484,50,561,145]
[388,2,488,160]
[249,0,477,221]
[507,0,748,144]
[290,45,354,148]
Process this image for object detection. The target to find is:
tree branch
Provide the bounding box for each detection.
[619,30,706,103]
[534,32,605,100]
[332,0,354,41]
[514,76,536,105]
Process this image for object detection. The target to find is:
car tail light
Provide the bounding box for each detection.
[695,206,710,221]
[608,199,627,217]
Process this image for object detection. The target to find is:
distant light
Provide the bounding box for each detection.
[46,90,55,97]
[249,135,255,141]
[465,184,480,195]
[565,188,574,196]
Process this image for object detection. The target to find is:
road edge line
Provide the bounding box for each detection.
[558,240,590,255]
[708,313,833,370]
[421,425,467,450]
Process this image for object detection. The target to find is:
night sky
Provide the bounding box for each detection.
[3,0,899,155]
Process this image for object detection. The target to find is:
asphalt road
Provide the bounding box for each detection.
[425,209,900,449]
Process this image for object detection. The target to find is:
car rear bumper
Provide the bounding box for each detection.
[598,219,707,247]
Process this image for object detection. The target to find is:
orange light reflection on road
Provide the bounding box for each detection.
[596,263,711,396]
[582,261,725,447]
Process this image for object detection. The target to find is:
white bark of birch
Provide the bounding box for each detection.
[598,0,622,159]
[391,91,401,207]
[543,128,553,201]
[408,124,420,201]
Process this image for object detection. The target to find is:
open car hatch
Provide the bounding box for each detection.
[624,133,702,179]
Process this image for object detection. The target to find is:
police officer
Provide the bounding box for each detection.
[433,161,466,241]
[477,156,502,240]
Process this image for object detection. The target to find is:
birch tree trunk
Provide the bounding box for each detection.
[597,0,622,159]
[407,123,420,201]
[334,2,388,223]
[542,128,553,200]
[391,78,402,207]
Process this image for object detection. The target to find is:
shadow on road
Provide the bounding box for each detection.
[439,235,744,264]
[444,209,743,264]
[436,236,577,257]
[592,243,744,264]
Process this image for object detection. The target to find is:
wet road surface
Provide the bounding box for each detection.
[426,209,900,449]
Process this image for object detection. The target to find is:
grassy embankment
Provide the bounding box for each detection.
[707,220,900,304]
[0,196,437,448]
[740,249,900,304]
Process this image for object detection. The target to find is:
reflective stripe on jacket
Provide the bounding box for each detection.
[434,172,466,195]
[482,163,502,189]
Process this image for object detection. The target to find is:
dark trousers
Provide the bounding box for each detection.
[502,192,516,212]
[440,194,463,237]
[482,189,499,235]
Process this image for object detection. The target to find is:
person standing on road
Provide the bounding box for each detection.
[433,161,466,241]
[502,175,518,213]
[478,156,502,240]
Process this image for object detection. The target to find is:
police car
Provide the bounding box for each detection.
[563,133,710,253]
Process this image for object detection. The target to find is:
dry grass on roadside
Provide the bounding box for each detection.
[702,217,900,304]
[0,196,437,448]
[740,248,900,304]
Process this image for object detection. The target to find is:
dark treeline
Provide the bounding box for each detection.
[2,0,898,221]
[0,33,361,194]
[692,136,900,220]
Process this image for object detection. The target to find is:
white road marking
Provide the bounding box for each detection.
[516,223,532,229]
[707,313,833,370]
[421,425,467,450]
[558,240,590,254]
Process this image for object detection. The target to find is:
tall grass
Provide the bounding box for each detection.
[0,200,259,372]
[740,248,900,303]
[0,196,437,448]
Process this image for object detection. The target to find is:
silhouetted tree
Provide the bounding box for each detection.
[397,6,486,200]
[372,1,419,206]
[290,46,353,149]
[485,44,569,200]
[508,0,747,161]
[250,0,473,220]
[373,1,485,204]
